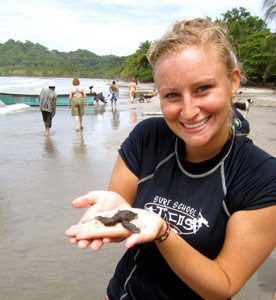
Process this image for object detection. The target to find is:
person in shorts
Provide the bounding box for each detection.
[109,81,119,106]
[68,78,88,131]
[38,81,57,136]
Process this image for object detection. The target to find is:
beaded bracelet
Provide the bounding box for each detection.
[154,221,171,243]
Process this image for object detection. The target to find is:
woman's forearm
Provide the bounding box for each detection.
[157,206,276,300]
[157,231,233,300]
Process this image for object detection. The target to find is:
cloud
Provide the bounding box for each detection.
[0,0,272,56]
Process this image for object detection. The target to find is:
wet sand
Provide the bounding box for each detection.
[0,86,275,299]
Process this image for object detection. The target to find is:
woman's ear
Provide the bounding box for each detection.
[231,68,241,99]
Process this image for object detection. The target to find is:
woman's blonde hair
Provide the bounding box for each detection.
[148,18,239,78]
[73,77,80,86]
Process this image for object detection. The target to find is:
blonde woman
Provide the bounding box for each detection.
[66,19,276,300]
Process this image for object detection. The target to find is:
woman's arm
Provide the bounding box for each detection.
[156,205,276,300]
[66,193,275,299]
[82,88,88,106]
[68,89,73,107]
[108,155,138,205]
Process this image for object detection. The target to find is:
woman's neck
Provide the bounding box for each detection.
[185,130,231,163]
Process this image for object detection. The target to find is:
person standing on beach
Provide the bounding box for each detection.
[38,81,57,136]
[109,81,119,106]
[68,78,88,131]
[66,18,276,299]
[128,78,137,103]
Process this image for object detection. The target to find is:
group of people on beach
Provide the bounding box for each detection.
[38,77,159,135]
[38,78,122,135]
[65,18,276,300]
[38,77,88,135]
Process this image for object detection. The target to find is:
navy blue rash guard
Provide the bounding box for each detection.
[106,117,276,300]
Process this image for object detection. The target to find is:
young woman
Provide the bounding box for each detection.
[128,77,137,103]
[68,77,88,131]
[66,18,276,300]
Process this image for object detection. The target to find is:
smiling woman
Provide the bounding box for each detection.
[66,18,276,300]
[154,44,240,162]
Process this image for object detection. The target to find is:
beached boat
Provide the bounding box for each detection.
[0,92,95,106]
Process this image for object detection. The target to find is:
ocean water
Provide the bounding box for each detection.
[0,76,150,300]
[0,76,143,113]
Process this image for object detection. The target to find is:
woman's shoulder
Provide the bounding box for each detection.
[234,135,275,162]
[136,116,167,126]
[228,135,276,176]
[121,117,175,153]
[133,117,171,135]
[119,118,175,177]
[226,135,276,212]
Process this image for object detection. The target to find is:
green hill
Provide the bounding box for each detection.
[0,39,126,78]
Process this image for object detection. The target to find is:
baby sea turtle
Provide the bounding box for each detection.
[95,210,140,233]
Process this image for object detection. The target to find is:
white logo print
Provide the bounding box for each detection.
[190,212,209,234]
[145,201,209,235]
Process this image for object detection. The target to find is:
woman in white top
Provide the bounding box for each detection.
[69,77,88,131]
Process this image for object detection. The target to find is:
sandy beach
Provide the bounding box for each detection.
[0,85,275,300]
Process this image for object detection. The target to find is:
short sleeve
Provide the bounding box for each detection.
[118,118,175,179]
[227,139,276,213]
[118,121,145,177]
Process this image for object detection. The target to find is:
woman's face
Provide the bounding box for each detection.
[154,44,240,161]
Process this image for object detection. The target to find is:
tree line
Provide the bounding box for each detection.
[1,7,276,86]
[0,39,125,79]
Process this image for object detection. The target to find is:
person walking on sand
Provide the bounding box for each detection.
[66,18,276,300]
[68,78,88,131]
[128,77,137,103]
[38,81,57,136]
[109,81,119,106]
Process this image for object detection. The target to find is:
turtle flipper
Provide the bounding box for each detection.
[121,220,140,233]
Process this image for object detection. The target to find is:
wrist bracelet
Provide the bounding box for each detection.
[154,221,171,243]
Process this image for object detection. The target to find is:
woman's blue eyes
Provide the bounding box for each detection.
[198,85,210,92]
[164,86,210,99]
[166,93,178,99]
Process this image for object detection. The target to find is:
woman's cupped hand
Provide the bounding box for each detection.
[65,191,164,251]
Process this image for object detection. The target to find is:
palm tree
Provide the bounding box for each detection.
[263,0,276,83]
[263,0,276,20]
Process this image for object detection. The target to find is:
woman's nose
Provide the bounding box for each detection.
[180,96,200,120]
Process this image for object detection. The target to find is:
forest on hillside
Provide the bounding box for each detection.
[0,40,125,79]
[1,7,276,85]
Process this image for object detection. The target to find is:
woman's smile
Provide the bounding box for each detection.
[180,116,210,130]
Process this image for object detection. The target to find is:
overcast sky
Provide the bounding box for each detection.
[0,0,274,56]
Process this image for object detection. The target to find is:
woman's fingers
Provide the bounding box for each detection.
[125,234,141,249]
[65,224,82,237]
[66,207,165,251]
[90,239,104,251]
[75,220,131,240]
[72,191,100,208]
[77,239,92,249]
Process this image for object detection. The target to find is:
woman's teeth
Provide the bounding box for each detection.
[183,118,208,129]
